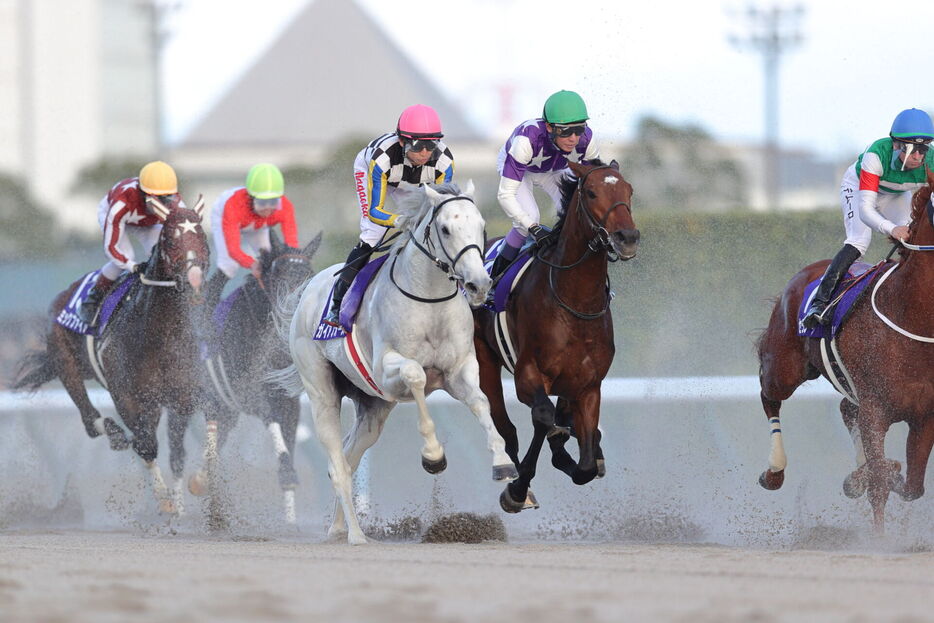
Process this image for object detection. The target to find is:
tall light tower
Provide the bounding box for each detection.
[140,1,184,151]
[728,3,805,211]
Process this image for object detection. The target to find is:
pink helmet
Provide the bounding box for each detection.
[397,104,443,139]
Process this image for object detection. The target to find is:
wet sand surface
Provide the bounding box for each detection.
[2,531,933,623]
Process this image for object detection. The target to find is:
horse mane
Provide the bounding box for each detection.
[554,159,609,231]
[899,167,934,261]
[389,181,464,252]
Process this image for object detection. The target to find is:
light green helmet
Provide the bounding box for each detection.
[542,90,589,124]
[245,163,284,199]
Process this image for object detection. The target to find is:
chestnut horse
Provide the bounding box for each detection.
[14,200,210,514]
[757,169,934,532]
[473,160,640,512]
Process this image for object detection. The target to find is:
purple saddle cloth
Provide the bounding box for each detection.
[797,262,884,338]
[55,270,136,337]
[483,241,534,313]
[313,254,390,341]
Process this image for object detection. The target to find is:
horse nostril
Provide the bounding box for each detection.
[465,282,478,294]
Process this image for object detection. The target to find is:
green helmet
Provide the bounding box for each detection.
[543,90,589,124]
[245,163,284,199]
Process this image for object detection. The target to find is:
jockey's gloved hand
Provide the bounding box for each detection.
[529,224,548,244]
[131,261,148,274]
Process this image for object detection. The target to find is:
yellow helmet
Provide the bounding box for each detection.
[139,161,178,195]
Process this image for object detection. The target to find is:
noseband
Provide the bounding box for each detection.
[390,195,484,303]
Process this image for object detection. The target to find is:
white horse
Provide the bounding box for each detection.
[275,181,517,544]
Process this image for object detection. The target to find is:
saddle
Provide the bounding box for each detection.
[797,261,885,339]
[483,229,552,313]
[55,270,136,337]
[314,254,390,341]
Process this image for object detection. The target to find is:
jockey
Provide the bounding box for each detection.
[490,90,601,277]
[322,104,455,327]
[78,160,182,325]
[803,108,934,328]
[203,163,299,313]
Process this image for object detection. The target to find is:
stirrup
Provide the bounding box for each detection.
[322,309,341,328]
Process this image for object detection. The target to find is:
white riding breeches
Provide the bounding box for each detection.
[840,165,912,255]
[496,149,566,235]
[97,196,161,280]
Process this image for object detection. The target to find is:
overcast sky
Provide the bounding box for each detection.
[162,0,933,160]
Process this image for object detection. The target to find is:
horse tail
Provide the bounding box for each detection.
[265,275,310,397]
[11,348,57,393]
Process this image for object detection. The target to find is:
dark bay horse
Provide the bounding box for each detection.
[14,200,210,513]
[189,231,321,523]
[757,169,934,532]
[473,160,640,512]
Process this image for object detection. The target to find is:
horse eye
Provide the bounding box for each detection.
[587,190,597,199]
[441,226,450,236]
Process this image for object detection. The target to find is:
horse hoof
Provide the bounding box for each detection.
[422,454,447,474]
[843,470,868,499]
[759,469,784,490]
[522,490,540,510]
[499,487,525,514]
[596,459,606,478]
[188,472,208,497]
[158,499,177,515]
[492,463,518,482]
[546,426,570,443]
[104,419,130,451]
[889,470,907,496]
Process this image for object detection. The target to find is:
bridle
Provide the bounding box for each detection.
[146,217,209,291]
[534,166,632,319]
[255,252,312,293]
[390,195,484,303]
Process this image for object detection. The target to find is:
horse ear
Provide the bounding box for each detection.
[610,159,620,170]
[926,166,934,188]
[269,228,284,252]
[146,196,171,221]
[303,231,323,258]
[567,161,586,178]
[192,194,205,217]
[462,179,475,199]
[424,185,443,204]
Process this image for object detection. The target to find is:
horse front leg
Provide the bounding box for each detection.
[901,416,934,501]
[840,399,870,498]
[121,403,175,515]
[264,392,302,524]
[381,349,445,473]
[562,386,600,485]
[857,401,897,534]
[167,408,194,515]
[444,355,516,482]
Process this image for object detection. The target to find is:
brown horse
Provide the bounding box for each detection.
[13,200,210,513]
[757,169,934,532]
[473,160,640,512]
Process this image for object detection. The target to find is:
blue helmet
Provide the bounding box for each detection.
[890,108,934,144]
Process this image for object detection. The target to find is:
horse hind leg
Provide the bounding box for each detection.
[51,330,130,450]
[329,396,392,537]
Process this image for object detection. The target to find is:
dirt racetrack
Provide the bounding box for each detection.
[1,530,933,623]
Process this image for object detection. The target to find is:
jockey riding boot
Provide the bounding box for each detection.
[490,241,520,279]
[323,241,373,327]
[78,274,116,326]
[803,244,862,329]
[200,271,229,334]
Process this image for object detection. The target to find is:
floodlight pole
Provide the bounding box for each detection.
[728,4,804,211]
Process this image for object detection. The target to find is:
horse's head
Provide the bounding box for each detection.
[257,230,320,300]
[566,160,640,260]
[420,181,491,306]
[150,196,210,295]
[905,167,934,252]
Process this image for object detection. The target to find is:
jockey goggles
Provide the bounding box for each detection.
[403,137,440,153]
[552,123,587,138]
[253,197,281,209]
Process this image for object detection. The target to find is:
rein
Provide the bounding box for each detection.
[389,195,482,303]
[534,166,627,319]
